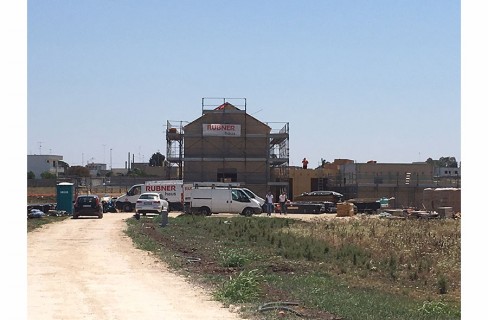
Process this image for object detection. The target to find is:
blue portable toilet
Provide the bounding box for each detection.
[56,182,74,214]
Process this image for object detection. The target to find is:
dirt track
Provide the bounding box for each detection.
[27,212,242,320]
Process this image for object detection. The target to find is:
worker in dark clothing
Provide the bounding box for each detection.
[302,158,309,169]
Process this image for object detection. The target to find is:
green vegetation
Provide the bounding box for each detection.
[125,215,461,319]
[40,171,57,179]
[27,216,70,232]
[215,269,264,303]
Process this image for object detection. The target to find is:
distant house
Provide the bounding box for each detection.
[86,162,107,177]
[434,166,461,178]
[27,155,66,179]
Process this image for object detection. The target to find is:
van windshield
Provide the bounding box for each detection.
[232,189,250,202]
[241,189,255,199]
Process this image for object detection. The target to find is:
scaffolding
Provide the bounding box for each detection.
[266,122,289,190]
[201,97,247,113]
[165,98,289,195]
[165,120,188,179]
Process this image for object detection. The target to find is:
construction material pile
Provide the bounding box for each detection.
[423,188,461,213]
[336,202,356,217]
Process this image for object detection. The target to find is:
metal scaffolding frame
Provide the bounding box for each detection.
[165,99,289,192]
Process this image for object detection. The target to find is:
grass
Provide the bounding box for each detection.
[125,214,461,320]
[27,215,71,232]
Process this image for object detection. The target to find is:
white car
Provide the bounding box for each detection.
[135,192,169,215]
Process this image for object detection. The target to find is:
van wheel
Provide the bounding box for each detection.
[242,208,253,217]
[200,207,211,216]
[123,203,132,212]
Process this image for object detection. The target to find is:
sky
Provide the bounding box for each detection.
[3,1,488,318]
[24,0,461,168]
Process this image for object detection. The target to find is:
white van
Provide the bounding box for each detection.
[240,188,265,207]
[189,187,262,216]
[115,180,184,212]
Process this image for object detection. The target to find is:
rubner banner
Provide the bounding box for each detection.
[202,124,241,137]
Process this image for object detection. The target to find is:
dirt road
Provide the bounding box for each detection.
[27,212,242,320]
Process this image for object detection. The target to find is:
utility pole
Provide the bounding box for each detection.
[38,141,43,155]
[110,148,112,170]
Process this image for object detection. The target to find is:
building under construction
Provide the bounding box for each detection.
[166,98,289,197]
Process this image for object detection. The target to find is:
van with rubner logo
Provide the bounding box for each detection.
[115,180,184,212]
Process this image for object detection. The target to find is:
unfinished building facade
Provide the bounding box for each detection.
[166,98,289,198]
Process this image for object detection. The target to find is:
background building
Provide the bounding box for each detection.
[166,98,289,198]
[27,98,460,211]
[27,155,66,179]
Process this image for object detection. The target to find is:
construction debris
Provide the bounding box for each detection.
[257,302,304,317]
[336,202,356,217]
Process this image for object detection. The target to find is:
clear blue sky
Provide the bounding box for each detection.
[25,0,461,168]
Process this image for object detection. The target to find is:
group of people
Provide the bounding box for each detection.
[262,156,308,216]
[265,190,288,216]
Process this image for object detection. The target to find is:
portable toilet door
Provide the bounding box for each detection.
[56,182,74,214]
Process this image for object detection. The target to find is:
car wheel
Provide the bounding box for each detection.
[98,214,103,219]
[242,208,253,217]
[123,203,132,212]
[199,207,211,216]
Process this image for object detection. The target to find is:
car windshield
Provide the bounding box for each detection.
[140,194,158,200]
[77,196,96,204]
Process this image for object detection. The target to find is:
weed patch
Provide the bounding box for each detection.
[126,214,461,319]
[27,216,70,232]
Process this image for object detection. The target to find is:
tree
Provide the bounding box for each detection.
[127,168,147,177]
[439,157,458,168]
[27,171,35,179]
[66,166,90,177]
[149,152,165,166]
[425,157,458,168]
[40,171,57,179]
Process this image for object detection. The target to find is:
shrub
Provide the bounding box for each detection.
[215,269,263,303]
[219,248,250,268]
[417,301,453,317]
[437,275,448,294]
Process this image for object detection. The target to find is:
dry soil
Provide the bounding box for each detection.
[27,212,242,320]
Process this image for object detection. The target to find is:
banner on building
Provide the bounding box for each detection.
[202,124,241,137]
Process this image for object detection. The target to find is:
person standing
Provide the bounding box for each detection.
[302,157,309,169]
[279,191,287,215]
[265,191,274,216]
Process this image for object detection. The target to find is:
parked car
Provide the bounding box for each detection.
[135,192,169,215]
[73,195,103,219]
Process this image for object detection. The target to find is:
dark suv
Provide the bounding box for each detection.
[73,195,103,219]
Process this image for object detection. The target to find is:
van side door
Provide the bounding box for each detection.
[209,189,231,213]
